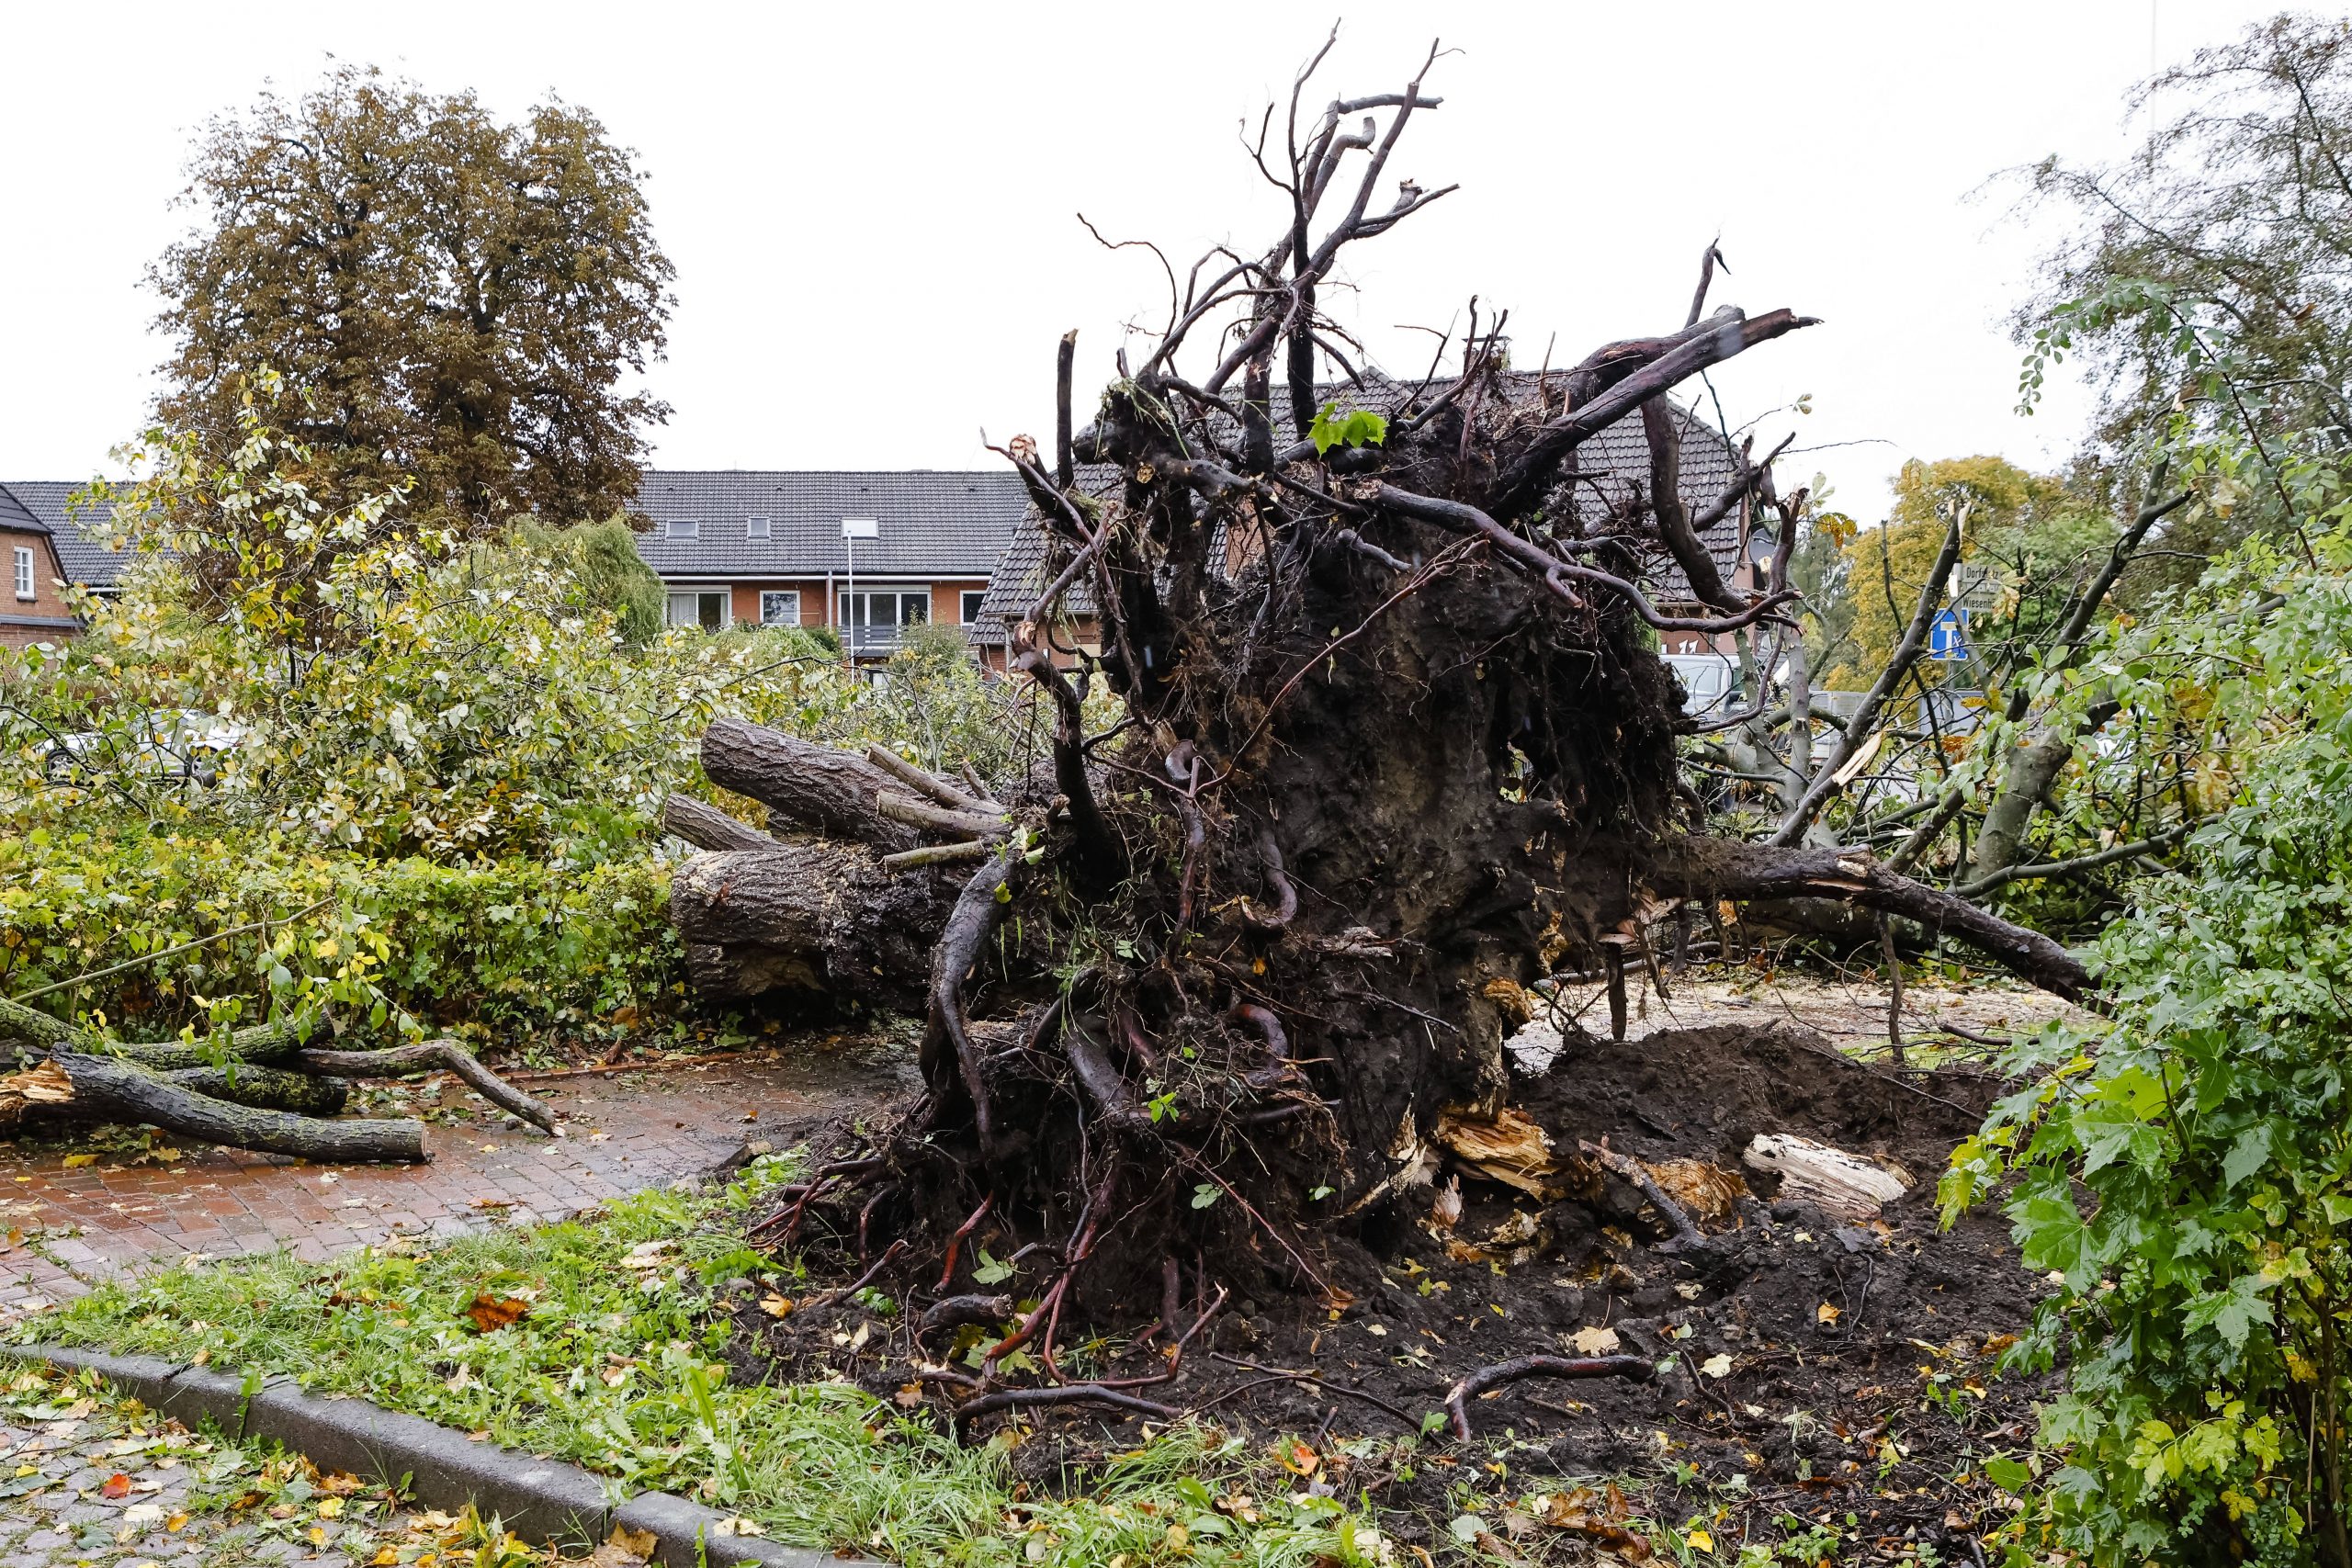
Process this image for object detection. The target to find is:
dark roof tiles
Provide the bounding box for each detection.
[630,470,1026,579]
[2,481,128,588]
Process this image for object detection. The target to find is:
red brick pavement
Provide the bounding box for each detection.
[0,1046,908,1320]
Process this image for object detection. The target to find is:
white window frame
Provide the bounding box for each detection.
[760,590,801,627]
[11,546,31,602]
[664,587,730,631]
[666,518,699,540]
[844,586,931,652]
[746,516,773,539]
[960,590,987,625]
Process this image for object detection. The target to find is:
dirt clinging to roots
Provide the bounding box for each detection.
[725,1021,2047,1558]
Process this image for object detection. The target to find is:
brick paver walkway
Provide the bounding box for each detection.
[0,1044,910,1322]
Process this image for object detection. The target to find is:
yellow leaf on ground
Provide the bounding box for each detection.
[1687,1528,1715,1554]
[62,1154,97,1169]
[1570,1325,1620,1355]
[1817,1303,1842,1324]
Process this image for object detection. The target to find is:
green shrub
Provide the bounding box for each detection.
[0,824,674,1040]
[0,390,1049,1035]
[1944,526,2352,1566]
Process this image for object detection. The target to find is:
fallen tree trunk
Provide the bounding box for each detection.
[0,998,551,1161]
[701,717,919,848]
[670,840,961,1006]
[7,1051,425,1163]
[164,1064,350,1118]
[0,995,322,1066]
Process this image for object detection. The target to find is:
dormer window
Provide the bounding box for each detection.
[747,516,772,539]
[667,518,699,539]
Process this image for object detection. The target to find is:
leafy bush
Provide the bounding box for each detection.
[0,825,676,1038]
[0,392,1053,1038]
[1944,525,2352,1565]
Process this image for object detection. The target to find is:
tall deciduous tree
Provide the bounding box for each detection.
[151,63,674,541]
[2018,15,2352,583]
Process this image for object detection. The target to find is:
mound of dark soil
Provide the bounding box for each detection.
[718,1021,2044,1558]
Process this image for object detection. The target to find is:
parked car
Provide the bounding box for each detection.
[40,710,251,785]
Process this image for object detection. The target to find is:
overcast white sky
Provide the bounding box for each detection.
[0,1,2296,518]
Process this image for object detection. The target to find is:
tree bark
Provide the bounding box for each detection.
[669,841,960,1006]
[700,717,916,849]
[299,1039,557,1134]
[0,995,322,1067]
[32,1052,426,1163]
[661,793,778,852]
[1649,837,2089,998]
[164,1064,350,1118]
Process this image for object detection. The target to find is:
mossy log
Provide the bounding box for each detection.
[0,994,323,1068]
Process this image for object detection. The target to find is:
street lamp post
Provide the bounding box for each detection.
[842,516,878,663]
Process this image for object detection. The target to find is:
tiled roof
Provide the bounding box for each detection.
[973,372,1765,637]
[2,481,129,589]
[0,482,48,536]
[630,471,1027,580]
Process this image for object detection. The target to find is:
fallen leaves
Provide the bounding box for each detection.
[757,1293,793,1319]
[584,1522,657,1564]
[463,1293,531,1334]
[62,1154,98,1169]
[1569,1325,1622,1355]
[618,1239,675,1270]
[101,1472,132,1499]
[1699,1353,1735,1379]
[1532,1484,1653,1561]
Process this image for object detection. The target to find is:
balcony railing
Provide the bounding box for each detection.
[844,626,910,656]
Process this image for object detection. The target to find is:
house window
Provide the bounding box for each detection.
[11,547,30,602]
[846,590,929,653]
[747,517,773,539]
[760,590,801,627]
[960,590,987,625]
[666,518,699,540]
[665,590,729,631]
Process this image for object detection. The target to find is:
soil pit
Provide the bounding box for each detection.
[718,1021,2044,1559]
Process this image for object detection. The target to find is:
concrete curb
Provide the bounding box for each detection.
[2,1343,868,1567]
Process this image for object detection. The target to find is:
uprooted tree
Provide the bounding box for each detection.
[667,39,2088,1424]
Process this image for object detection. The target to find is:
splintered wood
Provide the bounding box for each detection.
[1743,1133,1911,1219]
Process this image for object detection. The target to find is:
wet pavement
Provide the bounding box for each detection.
[0,1044,910,1324]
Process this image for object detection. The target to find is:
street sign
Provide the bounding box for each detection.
[1929,606,1969,660]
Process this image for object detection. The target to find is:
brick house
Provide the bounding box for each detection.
[2,470,1027,662]
[628,470,1027,658]
[0,482,85,649]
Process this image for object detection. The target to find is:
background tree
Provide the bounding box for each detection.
[151,62,673,555]
[2017,13,2352,592]
[1819,455,2074,691]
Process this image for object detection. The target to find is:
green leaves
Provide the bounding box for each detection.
[2009,1175,2098,1287]
[2221,1123,2275,1190]
[968,1248,1013,1286]
[1307,401,1388,457]
[2181,1274,2276,1352]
